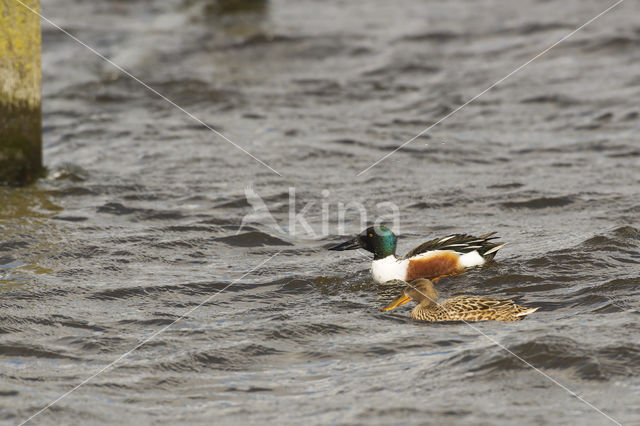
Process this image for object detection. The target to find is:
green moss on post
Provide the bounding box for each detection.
[0,0,42,185]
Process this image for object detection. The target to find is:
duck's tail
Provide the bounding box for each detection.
[480,242,507,260]
[473,232,506,260]
[515,306,539,317]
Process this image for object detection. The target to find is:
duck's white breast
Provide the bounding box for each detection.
[371,256,409,283]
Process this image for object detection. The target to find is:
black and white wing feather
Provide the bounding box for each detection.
[403,232,505,260]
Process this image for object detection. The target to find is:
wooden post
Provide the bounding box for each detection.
[0,0,42,185]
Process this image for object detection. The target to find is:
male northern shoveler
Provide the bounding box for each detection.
[381,279,538,322]
[328,226,505,284]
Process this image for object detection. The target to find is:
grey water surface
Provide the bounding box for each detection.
[1,0,640,424]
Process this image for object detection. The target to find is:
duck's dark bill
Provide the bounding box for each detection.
[328,237,362,251]
[381,295,411,311]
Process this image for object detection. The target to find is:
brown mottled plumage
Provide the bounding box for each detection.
[381,279,538,322]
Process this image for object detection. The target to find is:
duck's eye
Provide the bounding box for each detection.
[369,233,373,238]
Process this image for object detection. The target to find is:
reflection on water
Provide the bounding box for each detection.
[0,184,61,287]
[0,185,61,221]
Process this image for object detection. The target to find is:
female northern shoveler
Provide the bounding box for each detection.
[381,279,538,322]
[328,226,505,284]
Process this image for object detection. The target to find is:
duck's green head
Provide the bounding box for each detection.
[328,226,397,260]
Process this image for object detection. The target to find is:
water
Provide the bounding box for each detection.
[2,0,640,424]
